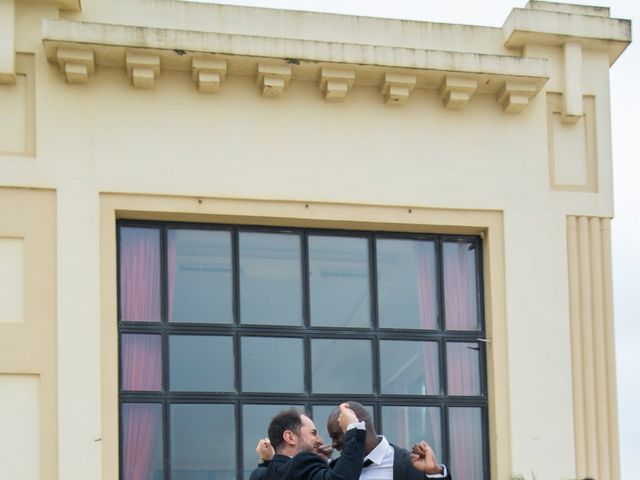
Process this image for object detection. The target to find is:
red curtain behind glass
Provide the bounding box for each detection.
[120,228,161,322]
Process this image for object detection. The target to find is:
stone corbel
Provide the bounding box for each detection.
[497,81,537,113]
[126,53,160,88]
[439,76,477,109]
[562,42,583,124]
[56,48,95,84]
[381,73,416,105]
[256,63,291,97]
[319,68,355,101]
[192,58,227,93]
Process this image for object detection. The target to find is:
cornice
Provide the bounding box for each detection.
[42,18,549,111]
[503,4,631,65]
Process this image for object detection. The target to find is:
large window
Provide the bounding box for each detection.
[118,221,489,480]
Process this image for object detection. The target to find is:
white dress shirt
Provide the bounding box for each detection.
[360,436,448,480]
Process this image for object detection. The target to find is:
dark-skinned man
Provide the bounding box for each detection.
[326,402,451,480]
[250,402,366,480]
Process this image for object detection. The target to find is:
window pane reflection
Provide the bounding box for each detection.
[242,404,303,479]
[119,227,161,322]
[170,335,234,392]
[309,236,371,327]
[449,407,484,480]
[446,342,481,396]
[241,337,304,392]
[240,232,303,326]
[311,339,372,393]
[122,403,163,480]
[382,406,442,461]
[168,229,232,324]
[171,404,235,480]
[377,239,438,329]
[443,241,479,331]
[380,340,439,395]
[121,334,162,392]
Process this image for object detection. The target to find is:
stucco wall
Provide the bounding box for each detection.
[0,1,629,479]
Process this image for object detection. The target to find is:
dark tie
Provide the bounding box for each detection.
[363,459,373,468]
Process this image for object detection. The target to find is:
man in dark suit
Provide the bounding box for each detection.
[326,402,452,480]
[250,403,366,480]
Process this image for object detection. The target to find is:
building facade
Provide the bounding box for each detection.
[0,1,631,479]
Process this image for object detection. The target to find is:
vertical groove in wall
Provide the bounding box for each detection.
[601,219,620,480]
[590,217,611,479]
[567,216,586,478]
[567,216,619,480]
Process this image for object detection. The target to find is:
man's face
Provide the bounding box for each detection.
[327,416,345,451]
[296,415,324,454]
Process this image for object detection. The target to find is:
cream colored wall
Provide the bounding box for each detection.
[0,1,628,479]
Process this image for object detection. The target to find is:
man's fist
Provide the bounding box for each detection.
[256,438,274,461]
[337,402,358,432]
[410,441,443,475]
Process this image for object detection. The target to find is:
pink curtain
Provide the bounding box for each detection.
[416,243,441,453]
[120,227,161,322]
[416,243,438,330]
[443,242,477,331]
[447,343,480,396]
[122,403,162,480]
[122,334,162,391]
[167,231,177,322]
[449,407,483,480]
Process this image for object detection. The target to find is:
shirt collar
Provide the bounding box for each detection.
[364,435,390,466]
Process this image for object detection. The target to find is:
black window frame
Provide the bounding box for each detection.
[117,220,490,480]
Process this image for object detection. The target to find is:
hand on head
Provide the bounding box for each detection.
[337,402,358,432]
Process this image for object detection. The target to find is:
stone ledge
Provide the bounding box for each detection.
[503,7,631,65]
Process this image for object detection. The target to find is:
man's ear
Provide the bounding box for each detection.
[282,429,297,447]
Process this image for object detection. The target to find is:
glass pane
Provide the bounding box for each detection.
[168,229,232,324]
[242,404,304,479]
[443,241,480,330]
[121,334,162,392]
[311,339,372,393]
[169,335,234,392]
[382,406,442,461]
[446,342,481,396]
[448,407,484,480]
[380,340,439,395]
[122,403,163,480]
[309,236,371,327]
[239,232,303,326]
[171,404,235,480]
[241,337,304,392]
[119,227,161,322]
[377,239,438,329]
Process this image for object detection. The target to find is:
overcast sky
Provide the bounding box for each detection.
[189,0,639,477]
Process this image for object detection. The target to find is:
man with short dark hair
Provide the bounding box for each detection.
[326,402,451,480]
[250,403,366,480]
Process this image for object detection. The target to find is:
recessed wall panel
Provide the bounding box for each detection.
[0,375,40,480]
[0,237,24,323]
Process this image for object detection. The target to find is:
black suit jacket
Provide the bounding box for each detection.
[251,427,366,480]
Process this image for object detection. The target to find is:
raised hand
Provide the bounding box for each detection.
[337,402,359,432]
[256,437,275,461]
[410,441,443,475]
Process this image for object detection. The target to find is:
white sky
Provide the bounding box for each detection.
[189,0,639,477]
